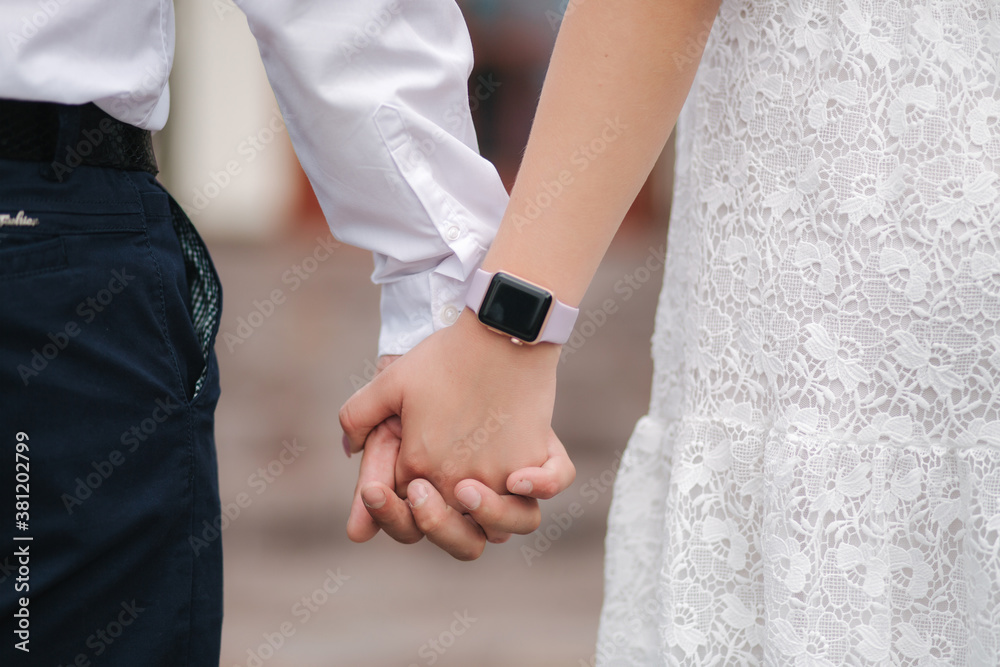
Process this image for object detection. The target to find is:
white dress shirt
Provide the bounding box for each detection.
[0,0,508,355]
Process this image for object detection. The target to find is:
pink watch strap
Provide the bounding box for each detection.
[464,268,579,344]
[464,268,493,315]
[537,296,579,344]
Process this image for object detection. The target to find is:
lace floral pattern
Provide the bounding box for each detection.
[598,2,1000,665]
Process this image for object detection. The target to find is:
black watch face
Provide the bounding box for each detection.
[479,273,553,343]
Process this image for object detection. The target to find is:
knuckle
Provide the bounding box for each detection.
[396,458,422,483]
[467,496,495,522]
[338,402,358,435]
[439,458,459,479]
[427,468,453,491]
[397,532,423,545]
[414,510,446,535]
[512,507,541,535]
[525,506,542,532]
[394,480,410,498]
[453,541,485,562]
[369,421,388,440]
[533,479,559,500]
[565,460,578,485]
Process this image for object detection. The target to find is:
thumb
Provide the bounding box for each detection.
[339,365,403,454]
[505,431,576,500]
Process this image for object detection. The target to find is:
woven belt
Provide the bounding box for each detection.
[0,99,158,178]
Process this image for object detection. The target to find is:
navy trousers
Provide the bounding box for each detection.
[0,157,224,665]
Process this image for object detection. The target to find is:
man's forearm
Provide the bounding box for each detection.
[236,0,508,356]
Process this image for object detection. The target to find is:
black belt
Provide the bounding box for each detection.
[0,99,158,178]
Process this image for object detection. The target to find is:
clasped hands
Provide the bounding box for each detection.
[339,309,575,560]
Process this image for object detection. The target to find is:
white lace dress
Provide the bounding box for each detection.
[597,2,1000,665]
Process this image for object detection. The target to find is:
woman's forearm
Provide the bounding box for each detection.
[482,0,721,305]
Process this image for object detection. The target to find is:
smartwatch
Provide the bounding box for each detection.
[464,268,579,345]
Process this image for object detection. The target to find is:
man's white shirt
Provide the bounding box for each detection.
[0,0,507,355]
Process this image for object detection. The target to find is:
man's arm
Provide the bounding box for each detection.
[235,0,506,356]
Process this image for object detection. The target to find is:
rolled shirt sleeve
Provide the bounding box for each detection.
[235,0,508,355]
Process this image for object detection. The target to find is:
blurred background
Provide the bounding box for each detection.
[160,1,675,665]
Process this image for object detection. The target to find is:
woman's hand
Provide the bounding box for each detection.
[341,308,563,505]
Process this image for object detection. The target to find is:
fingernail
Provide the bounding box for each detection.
[511,479,532,495]
[361,487,386,510]
[456,486,481,511]
[407,482,428,509]
[342,435,351,458]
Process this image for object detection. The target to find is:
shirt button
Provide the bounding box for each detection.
[441,305,460,325]
[445,225,461,241]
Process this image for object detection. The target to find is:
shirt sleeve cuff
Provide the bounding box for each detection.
[377,270,473,356]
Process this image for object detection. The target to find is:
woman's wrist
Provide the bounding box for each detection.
[451,307,562,370]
